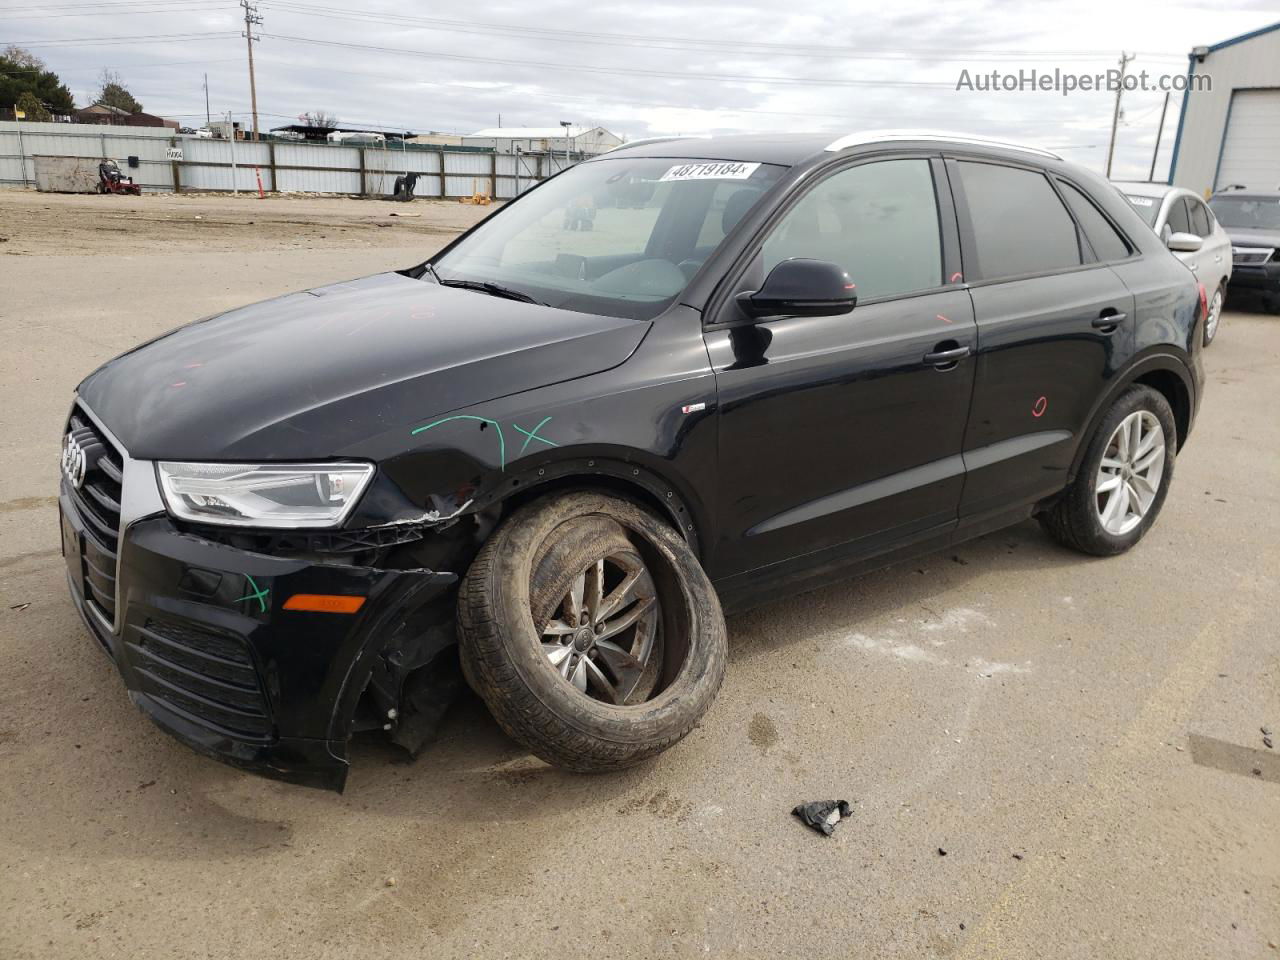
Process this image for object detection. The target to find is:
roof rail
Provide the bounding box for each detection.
[606,134,710,153]
[824,129,1061,160]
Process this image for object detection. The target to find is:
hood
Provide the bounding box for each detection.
[79,272,649,460]
[1223,227,1280,249]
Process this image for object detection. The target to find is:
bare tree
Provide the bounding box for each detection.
[301,110,338,128]
[3,45,45,70]
[92,67,142,113]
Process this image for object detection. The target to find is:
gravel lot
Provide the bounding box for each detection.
[1,190,1277,960]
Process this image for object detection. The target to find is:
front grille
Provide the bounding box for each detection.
[1232,246,1275,266]
[66,407,124,623]
[127,617,273,740]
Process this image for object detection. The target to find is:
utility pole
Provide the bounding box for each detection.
[1105,51,1135,179]
[203,72,211,127]
[559,119,571,170]
[1148,90,1170,182]
[240,0,262,140]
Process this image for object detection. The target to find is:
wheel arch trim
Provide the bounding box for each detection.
[488,456,706,559]
[1068,349,1196,482]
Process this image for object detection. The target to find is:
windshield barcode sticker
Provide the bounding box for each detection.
[659,162,761,182]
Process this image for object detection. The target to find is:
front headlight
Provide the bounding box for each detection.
[156,462,374,528]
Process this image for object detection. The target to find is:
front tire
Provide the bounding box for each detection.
[457,492,727,772]
[1039,385,1176,556]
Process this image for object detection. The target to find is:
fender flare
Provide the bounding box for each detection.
[1067,349,1196,482]
[490,455,706,559]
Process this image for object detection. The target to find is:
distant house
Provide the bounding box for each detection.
[463,125,623,156]
[74,103,179,129]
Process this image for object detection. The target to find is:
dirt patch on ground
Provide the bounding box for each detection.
[0,190,495,256]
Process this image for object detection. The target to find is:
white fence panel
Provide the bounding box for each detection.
[275,167,362,194]
[0,154,26,185]
[410,174,442,198]
[444,152,491,176]
[2,121,568,196]
[273,143,359,170]
[183,139,270,167]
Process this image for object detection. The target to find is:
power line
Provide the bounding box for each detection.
[257,0,1185,64]
[262,33,964,88]
[10,32,240,46]
[0,4,229,20]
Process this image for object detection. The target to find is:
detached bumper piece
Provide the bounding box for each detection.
[63,501,456,792]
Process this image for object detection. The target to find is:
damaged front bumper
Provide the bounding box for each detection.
[62,467,458,792]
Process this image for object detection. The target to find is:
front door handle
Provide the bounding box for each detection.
[922,345,970,368]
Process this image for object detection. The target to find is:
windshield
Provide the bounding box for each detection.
[1209,196,1280,230]
[1123,193,1161,227]
[431,157,785,320]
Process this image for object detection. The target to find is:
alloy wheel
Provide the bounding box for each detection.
[1206,287,1223,342]
[539,549,661,705]
[1095,410,1165,536]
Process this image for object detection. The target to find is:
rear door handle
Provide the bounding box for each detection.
[1092,312,1126,332]
[922,345,970,368]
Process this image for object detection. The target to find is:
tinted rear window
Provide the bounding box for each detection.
[1059,181,1131,261]
[957,161,1081,280]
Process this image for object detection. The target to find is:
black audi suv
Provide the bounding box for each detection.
[60,132,1206,790]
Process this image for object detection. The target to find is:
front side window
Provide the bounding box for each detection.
[957,161,1081,280]
[1188,199,1212,237]
[431,157,784,320]
[1164,197,1191,236]
[761,159,943,301]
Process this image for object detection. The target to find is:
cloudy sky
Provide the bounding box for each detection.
[6,0,1278,179]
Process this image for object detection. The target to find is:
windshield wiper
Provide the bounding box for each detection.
[433,273,545,306]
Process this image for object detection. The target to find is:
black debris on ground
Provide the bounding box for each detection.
[937,847,948,856]
[791,800,852,836]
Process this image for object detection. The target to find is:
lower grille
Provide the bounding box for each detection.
[1232,246,1275,266]
[66,407,125,623]
[127,617,273,741]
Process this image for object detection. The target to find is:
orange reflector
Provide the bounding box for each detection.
[283,594,366,614]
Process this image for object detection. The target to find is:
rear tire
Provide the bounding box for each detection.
[1038,385,1176,556]
[1203,281,1225,346]
[457,492,727,772]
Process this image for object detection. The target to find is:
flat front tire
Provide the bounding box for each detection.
[1039,385,1177,556]
[457,492,727,772]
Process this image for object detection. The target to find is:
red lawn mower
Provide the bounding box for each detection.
[97,159,142,196]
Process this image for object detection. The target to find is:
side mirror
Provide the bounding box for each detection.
[736,258,857,320]
[1166,231,1203,253]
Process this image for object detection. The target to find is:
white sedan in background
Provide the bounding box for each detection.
[1116,181,1232,345]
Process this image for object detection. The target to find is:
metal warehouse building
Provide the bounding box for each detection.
[1169,21,1280,194]
[463,125,623,157]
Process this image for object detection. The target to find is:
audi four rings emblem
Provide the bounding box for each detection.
[61,432,88,490]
